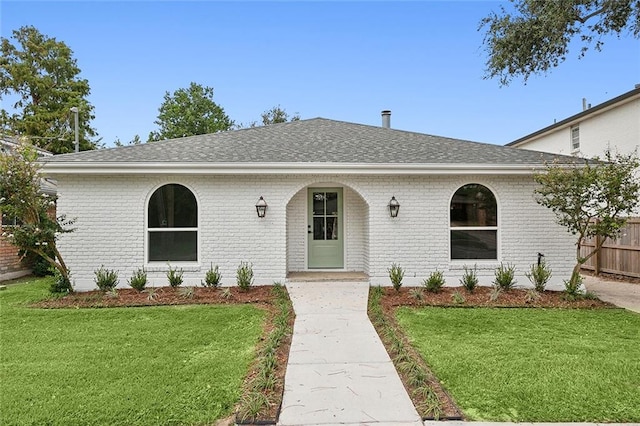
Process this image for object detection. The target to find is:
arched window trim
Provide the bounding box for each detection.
[449,183,499,261]
[145,182,200,265]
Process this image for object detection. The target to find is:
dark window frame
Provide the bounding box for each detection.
[450,184,498,260]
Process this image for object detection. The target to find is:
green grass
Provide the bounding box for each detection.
[396,307,640,422]
[0,277,266,425]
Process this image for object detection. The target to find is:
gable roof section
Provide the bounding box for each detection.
[507,86,640,147]
[43,118,577,175]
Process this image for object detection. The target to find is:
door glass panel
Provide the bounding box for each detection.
[326,192,338,215]
[327,217,338,240]
[313,193,325,215]
[313,217,325,240]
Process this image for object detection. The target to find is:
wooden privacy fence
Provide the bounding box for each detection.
[580,217,640,278]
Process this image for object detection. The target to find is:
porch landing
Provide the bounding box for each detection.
[286,271,369,282]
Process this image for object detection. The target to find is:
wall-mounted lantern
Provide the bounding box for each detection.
[388,196,400,218]
[255,196,268,218]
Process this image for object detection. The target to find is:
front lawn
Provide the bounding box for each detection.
[396,307,640,422]
[0,277,266,425]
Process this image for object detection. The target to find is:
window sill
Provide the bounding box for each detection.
[449,261,500,270]
[145,263,200,272]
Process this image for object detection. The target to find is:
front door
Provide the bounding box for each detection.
[308,188,343,268]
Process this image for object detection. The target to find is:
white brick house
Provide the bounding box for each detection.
[43,118,578,291]
[507,86,640,158]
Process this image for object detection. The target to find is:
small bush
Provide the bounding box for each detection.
[525,261,552,292]
[409,287,424,301]
[144,287,158,301]
[49,269,73,294]
[451,290,466,304]
[128,268,147,291]
[493,263,516,290]
[202,264,221,288]
[459,264,478,293]
[564,273,584,300]
[94,266,119,292]
[166,264,183,288]
[524,289,542,304]
[388,263,405,291]
[422,270,445,293]
[178,286,195,299]
[105,288,118,299]
[236,261,254,291]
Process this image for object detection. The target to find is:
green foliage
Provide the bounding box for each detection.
[49,268,72,294]
[236,261,254,291]
[388,263,404,291]
[422,270,445,293]
[525,261,552,292]
[166,264,183,288]
[459,264,478,293]
[94,266,119,292]
[259,105,301,125]
[0,26,98,152]
[202,264,221,288]
[0,141,74,285]
[534,150,639,289]
[127,268,147,291]
[451,290,466,305]
[148,82,234,141]
[564,272,585,300]
[493,263,517,290]
[481,0,640,85]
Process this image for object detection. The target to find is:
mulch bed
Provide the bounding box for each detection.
[32,285,276,309]
[379,285,615,309]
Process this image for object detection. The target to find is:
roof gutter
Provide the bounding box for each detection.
[41,161,555,176]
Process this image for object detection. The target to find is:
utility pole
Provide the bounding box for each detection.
[70,107,79,153]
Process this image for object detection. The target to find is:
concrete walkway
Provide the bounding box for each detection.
[279,281,422,426]
[583,275,640,313]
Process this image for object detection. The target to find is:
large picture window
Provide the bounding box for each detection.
[450,184,497,260]
[147,184,198,262]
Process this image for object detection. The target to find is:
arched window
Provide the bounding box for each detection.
[147,184,198,262]
[450,184,497,260]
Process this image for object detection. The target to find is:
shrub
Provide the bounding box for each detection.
[422,270,445,293]
[105,288,118,299]
[128,268,147,291]
[564,273,584,300]
[202,264,221,288]
[166,264,183,288]
[459,264,478,293]
[94,266,119,292]
[49,269,73,294]
[388,263,404,291]
[409,287,424,301]
[493,263,516,290]
[489,284,502,302]
[451,290,466,304]
[178,286,195,299]
[524,289,542,304]
[236,261,254,290]
[525,261,552,292]
[144,287,158,301]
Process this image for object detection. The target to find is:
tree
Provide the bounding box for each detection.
[534,150,639,292]
[481,0,640,85]
[0,140,75,292]
[148,82,234,141]
[0,26,98,153]
[259,105,301,126]
[114,134,142,147]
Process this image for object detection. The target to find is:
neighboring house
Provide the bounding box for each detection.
[507,86,640,158]
[43,116,579,292]
[0,136,55,281]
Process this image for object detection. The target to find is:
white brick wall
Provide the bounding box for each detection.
[56,173,575,291]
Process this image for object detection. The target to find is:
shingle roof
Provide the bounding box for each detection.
[44,118,574,166]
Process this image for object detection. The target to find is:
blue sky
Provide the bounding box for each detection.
[2,1,639,147]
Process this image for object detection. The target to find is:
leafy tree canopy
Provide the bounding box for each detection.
[114,134,142,147]
[259,105,301,126]
[0,140,74,290]
[148,82,234,141]
[0,26,98,153]
[534,149,639,289]
[481,0,640,85]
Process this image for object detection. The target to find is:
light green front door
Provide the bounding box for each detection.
[308,188,343,269]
